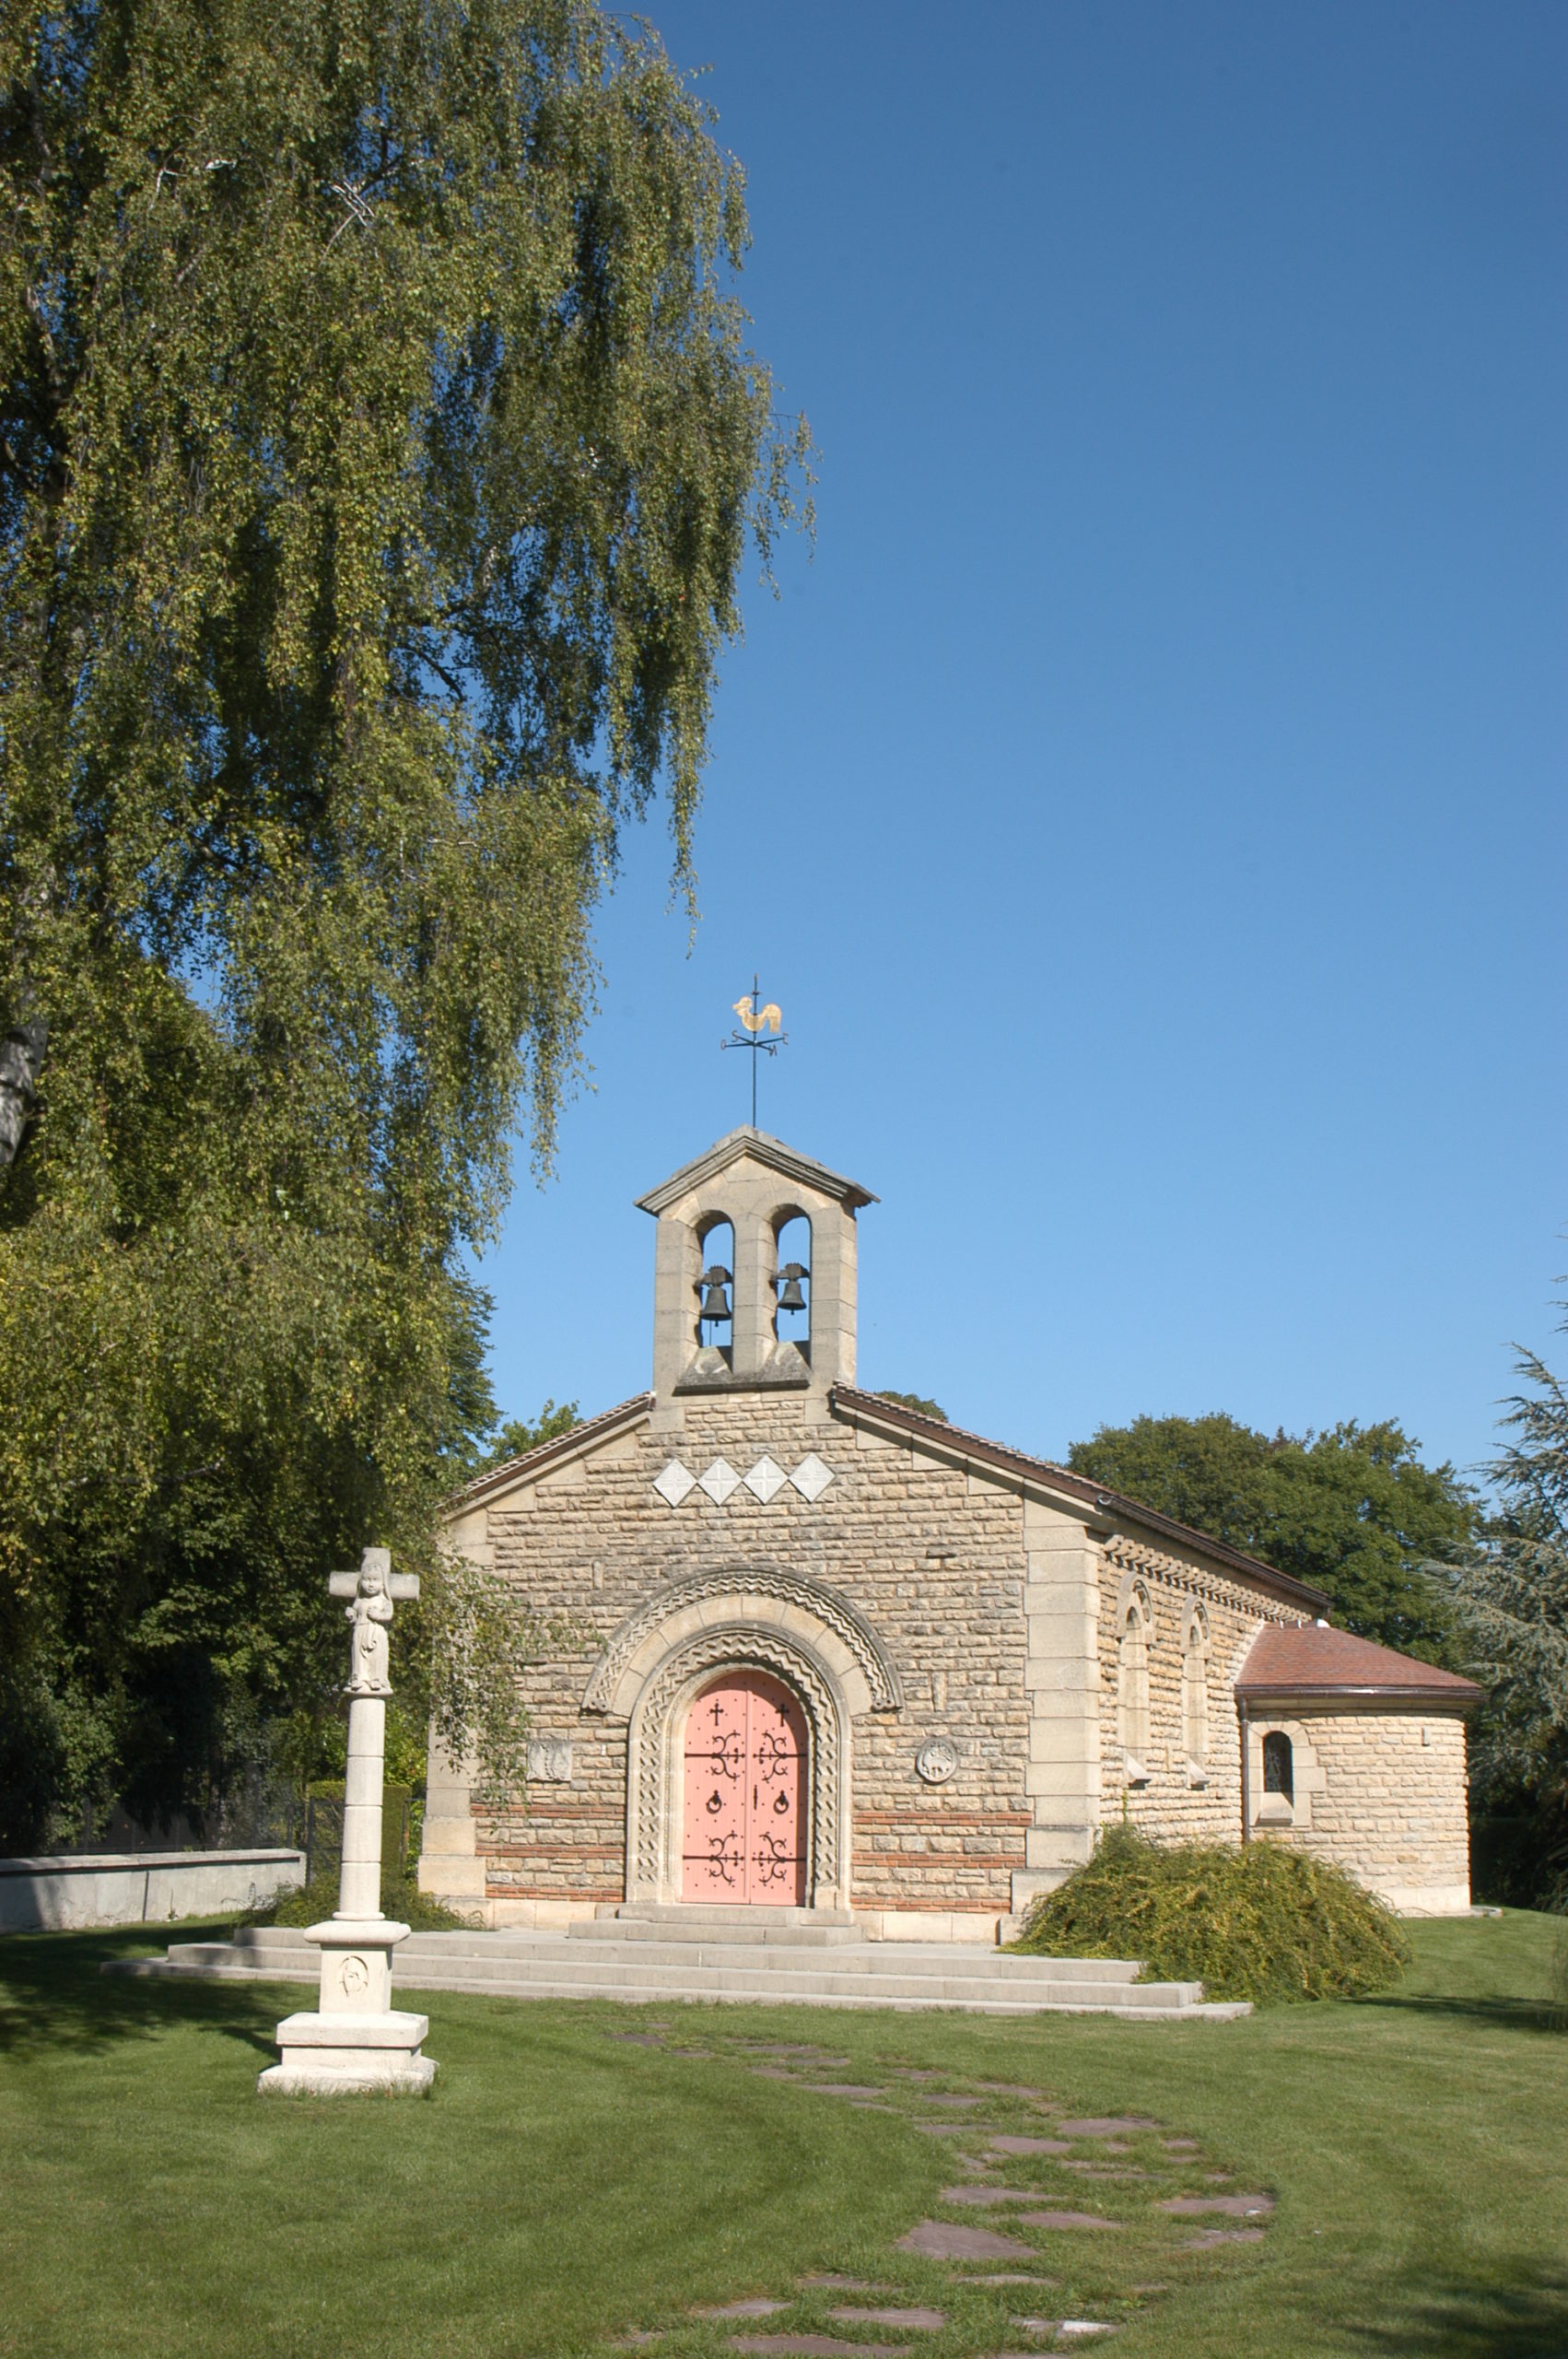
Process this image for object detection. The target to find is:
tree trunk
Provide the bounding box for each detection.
[0,1013,47,1167]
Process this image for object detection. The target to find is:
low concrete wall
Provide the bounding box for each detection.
[0,1848,306,1933]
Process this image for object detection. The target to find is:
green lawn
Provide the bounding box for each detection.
[1,1913,1563,2359]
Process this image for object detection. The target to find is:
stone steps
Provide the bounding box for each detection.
[112,1923,1247,2019]
[577,1903,865,1945]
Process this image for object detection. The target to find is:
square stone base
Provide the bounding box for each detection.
[259,2008,435,2095]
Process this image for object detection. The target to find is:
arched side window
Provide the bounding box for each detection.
[1262,1731,1293,1802]
[695,1217,734,1367]
[1117,1587,1151,1768]
[772,1212,812,1364]
[1182,1606,1210,1769]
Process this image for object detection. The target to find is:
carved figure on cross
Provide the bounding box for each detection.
[328,1546,420,1698]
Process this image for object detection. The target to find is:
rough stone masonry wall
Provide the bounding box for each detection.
[470,1398,1032,1920]
[1253,1707,1470,1908]
[1096,1534,1301,1847]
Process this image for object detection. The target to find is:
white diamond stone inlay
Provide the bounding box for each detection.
[652,1459,696,1508]
[743,1455,789,1503]
[789,1452,835,1502]
[697,1457,741,1504]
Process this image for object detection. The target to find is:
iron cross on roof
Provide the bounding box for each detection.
[720,976,788,1128]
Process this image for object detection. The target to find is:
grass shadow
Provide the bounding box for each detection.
[1348,2267,1568,2357]
[0,1924,283,2059]
[1357,1992,1568,2037]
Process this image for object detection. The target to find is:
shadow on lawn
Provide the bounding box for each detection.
[1350,2267,1568,2358]
[1359,1991,1568,2037]
[0,1924,280,2059]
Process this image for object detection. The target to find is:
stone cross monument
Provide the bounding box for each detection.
[259,1547,438,2095]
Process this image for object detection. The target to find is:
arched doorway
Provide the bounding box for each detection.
[681,1668,807,1904]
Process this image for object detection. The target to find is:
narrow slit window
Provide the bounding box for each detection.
[1262,1731,1293,1801]
[1117,1600,1150,1762]
[1183,1610,1209,1766]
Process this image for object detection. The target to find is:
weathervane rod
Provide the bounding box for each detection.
[721,975,786,1126]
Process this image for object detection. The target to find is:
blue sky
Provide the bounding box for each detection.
[477,0,1566,1486]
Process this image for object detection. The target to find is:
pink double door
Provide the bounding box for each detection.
[681,1669,807,1905]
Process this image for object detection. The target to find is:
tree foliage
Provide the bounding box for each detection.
[1067,1412,1476,1662]
[875,1391,946,1423]
[482,1396,580,1470]
[0,0,806,1846]
[1452,1340,1568,1904]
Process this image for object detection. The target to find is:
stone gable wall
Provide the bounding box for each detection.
[1095,1534,1302,1846]
[1247,1707,1470,1909]
[467,1398,1033,1920]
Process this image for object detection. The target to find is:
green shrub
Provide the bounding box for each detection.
[248,1872,470,1933]
[1010,1825,1411,2005]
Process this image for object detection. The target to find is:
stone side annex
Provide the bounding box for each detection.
[418,1127,1480,1937]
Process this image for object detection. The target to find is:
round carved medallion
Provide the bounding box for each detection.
[915,1739,958,1784]
[339,1954,369,1995]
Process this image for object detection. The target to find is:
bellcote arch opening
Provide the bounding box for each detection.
[692,1215,734,1376]
[771,1210,812,1373]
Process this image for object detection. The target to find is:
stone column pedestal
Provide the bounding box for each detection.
[260,1918,435,2095]
[260,1547,437,2096]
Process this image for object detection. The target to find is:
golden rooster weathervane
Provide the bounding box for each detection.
[721,976,788,1127]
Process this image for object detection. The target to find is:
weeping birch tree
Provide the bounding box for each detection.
[0,0,807,1844]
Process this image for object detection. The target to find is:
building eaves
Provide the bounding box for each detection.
[1235,1621,1483,1708]
[636,1126,878,1217]
[448,1393,654,1512]
[1237,1681,1481,1708]
[830,1385,1331,1614]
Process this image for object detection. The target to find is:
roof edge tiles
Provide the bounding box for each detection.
[1236,1621,1483,1708]
[830,1385,1331,1613]
[636,1126,878,1216]
[449,1393,654,1511]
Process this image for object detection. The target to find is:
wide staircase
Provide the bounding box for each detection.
[117,1902,1246,2019]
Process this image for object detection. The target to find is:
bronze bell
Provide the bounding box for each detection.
[699,1264,731,1320]
[775,1261,809,1312]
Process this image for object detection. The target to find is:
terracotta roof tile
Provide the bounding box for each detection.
[1237,1622,1482,1705]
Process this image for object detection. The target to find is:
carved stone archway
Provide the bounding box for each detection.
[591,1567,899,1914]
[626,1625,845,1908]
[583,1564,901,1717]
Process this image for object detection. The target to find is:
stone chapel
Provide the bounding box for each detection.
[418,1126,1480,1939]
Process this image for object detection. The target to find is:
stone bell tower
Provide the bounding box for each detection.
[637,1128,877,1424]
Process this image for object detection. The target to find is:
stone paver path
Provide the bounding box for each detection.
[951,2274,1061,2288]
[941,2186,1042,2207]
[1159,2193,1273,2217]
[899,2221,1039,2260]
[1017,2212,1123,2232]
[594,2022,1274,2359]
[730,2341,911,2358]
[1057,2118,1157,2137]
[828,2307,946,2331]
